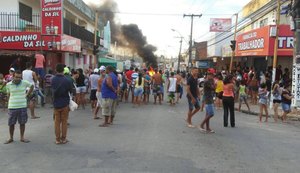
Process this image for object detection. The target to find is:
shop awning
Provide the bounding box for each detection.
[98,57,117,67]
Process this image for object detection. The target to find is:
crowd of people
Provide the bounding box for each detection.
[0,61,295,144]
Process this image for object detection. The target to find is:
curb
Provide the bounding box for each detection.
[235,107,300,121]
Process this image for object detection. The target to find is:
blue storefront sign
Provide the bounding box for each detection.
[196,60,213,69]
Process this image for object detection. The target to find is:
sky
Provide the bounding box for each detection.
[83,0,251,58]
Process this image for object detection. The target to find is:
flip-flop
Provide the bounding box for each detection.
[93,117,100,119]
[187,124,195,128]
[31,116,40,119]
[61,140,69,144]
[197,126,207,133]
[55,141,61,145]
[207,130,215,133]
[4,139,14,144]
[20,139,30,143]
[99,124,109,127]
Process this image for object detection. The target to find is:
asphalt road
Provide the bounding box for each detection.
[0,97,299,173]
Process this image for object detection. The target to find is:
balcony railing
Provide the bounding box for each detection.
[0,12,41,32]
[0,12,101,45]
[63,18,101,45]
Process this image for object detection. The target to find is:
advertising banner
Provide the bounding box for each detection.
[61,34,81,53]
[41,0,63,36]
[209,18,232,32]
[0,31,81,52]
[235,25,294,57]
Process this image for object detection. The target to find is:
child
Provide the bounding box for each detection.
[167,72,177,105]
[198,73,215,133]
[238,80,250,113]
[258,83,268,122]
[281,84,293,123]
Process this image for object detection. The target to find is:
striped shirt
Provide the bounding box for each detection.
[6,80,32,109]
[131,72,138,85]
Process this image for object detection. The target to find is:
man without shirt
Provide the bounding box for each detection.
[152,69,164,105]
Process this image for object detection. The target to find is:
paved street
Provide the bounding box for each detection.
[0,98,300,173]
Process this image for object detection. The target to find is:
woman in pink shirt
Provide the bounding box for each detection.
[222,74,235,127]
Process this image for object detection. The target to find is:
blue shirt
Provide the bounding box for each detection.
[51,74,73,109]
[101,72,118,99]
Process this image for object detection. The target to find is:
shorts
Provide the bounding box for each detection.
[187,95,200,110]
[282,103,291,112]
[35,68,45,78]
[96,91,102,107]
[134,87,144,97]
[273,99,281,104]
[101,98,117,116]
[216,91,223,99]
[259,98,268,105]
[8,108,28,126]
[168,92,175,100]
[153,84,161,95]
[27,91,37,102]
[160,84,164,93]
[239,94,247,102]
[144,87,150,95]
[176,85,182,93]
[127,84,133,93]
[90,89,97,101]
[76,86,86,93]
[205,104,215,116]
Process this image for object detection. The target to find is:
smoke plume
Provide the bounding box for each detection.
[122,24,157,66]
[93,0,158,67]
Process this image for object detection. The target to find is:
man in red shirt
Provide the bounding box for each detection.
[125,67,134,102]
[34,53,45,78]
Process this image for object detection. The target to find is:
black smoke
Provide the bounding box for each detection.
[122,24,157,67]
[92,0,158,67]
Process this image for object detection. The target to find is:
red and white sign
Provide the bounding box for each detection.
[61,34,81,53]
[210,18,232,32]
[41,0,63,36]
[0,31,81,52]
[235,25,294,57]
[0,31,60,51]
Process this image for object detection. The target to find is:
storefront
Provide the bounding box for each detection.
[235,25,294,73]
[0,31,81,73]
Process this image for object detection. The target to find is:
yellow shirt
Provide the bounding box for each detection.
[135,78,144,88]
[215,80,223,93]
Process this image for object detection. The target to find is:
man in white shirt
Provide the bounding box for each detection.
[22,62,39,119]
[167,72,177,105]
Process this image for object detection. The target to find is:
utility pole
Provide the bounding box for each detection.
[229,13,238,72]
[183,14,202,71]
[177,37,183,72]
[271,0,281,87]
[270,0,281,109]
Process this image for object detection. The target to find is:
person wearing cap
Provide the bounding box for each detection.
[89,68,100,119]
[5,68,15,83]
[22,62,39,119]
[94,66,106,119]
[99,65,118,127]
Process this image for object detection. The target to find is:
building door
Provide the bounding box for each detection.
[254,57,267,76]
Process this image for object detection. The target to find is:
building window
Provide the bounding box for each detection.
[19,2,32,22]
[259,18,268,28]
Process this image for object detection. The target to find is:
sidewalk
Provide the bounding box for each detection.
[235,102,300,121]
